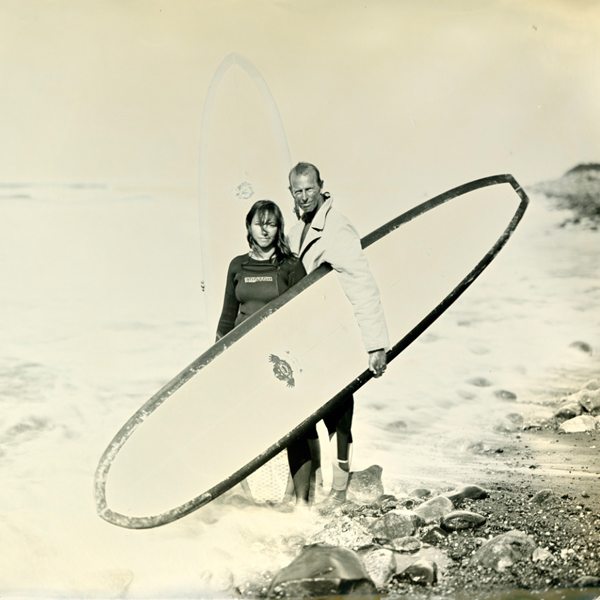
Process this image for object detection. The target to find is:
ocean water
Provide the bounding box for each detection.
[1,184,598,597]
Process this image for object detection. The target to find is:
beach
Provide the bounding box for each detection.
[0,166,599,598]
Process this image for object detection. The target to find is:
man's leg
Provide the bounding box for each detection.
[323,394,354,500]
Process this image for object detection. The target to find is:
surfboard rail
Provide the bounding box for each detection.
[95,174,529,528]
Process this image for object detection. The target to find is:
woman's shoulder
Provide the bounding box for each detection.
[280,254,305,272]
[227,253,249,271]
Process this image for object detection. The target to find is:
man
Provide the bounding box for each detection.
[287,162,389,502]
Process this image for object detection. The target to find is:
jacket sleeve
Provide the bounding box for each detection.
[325,220,390,353]
[216,258,240,340]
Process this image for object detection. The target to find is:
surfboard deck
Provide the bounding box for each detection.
[95,175,529,528]
[198,54,295,504]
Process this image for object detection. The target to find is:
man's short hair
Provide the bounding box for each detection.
[289,162,323,187]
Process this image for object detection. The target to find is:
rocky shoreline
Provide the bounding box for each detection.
[227,166,600,600]
[231,383,599,600]
[529,163,600,228]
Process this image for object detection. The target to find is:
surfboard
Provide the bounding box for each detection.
[95,175,529,529]
[198,53,296,504]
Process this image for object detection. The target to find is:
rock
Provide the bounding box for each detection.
[554,401,583,419]
[559,415,599,433]
[413,495,454,523]
[384,536,421,553]
[470,530,536,572]
[358,547,396,588]
[309,515,372,550]
[578,388,600,414]
[368,510,418,540]
[445,485,489,507]
[569,341,592,354]
[531,489,556,505]
[267,544,376,598]
[532,547,553,563]
[347,465,384,505]
[573,575,600,588]
[468,376,493,387]
[409,488,432,499]
[397,558,437,586]
[494,389,517,401]
[441,510,486,531]
[376,494,399,512]
[420,525,448,545]
[583,379,600,391]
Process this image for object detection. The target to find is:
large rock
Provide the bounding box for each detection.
[559,415,599,433]
[413,495,454,523]
[470,530,536,572]
[347,465,384,505]
[368,510,418,540]
[267,544,376,598]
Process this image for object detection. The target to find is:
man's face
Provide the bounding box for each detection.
[289,170,324,216]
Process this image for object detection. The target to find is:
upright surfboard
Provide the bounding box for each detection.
[95,175,529,529]
[198,54,296,503]
[198,53,295,330]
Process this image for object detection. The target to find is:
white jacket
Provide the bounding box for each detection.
[287,196,389,353]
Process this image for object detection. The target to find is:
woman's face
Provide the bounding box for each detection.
[249,211,278,251]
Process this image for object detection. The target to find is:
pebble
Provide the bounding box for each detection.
[470,530,536,572]
[368,510,418,540]
[445,484,489,507]
[309,515,372,549]
[420,525,448,545]
[569,340,593,354]
[359,547,396,588]
[559,415,599,433]
[554,401,583,419]
[397,558,438,586]
[413,495,454,523]
[532,547,553,562]
[531,489,556,505]
[384,536,422,553]
[573,575,600,588]
[494,389,517,401]
[441,510,487,531]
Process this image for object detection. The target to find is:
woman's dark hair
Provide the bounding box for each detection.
[246,200,293,261]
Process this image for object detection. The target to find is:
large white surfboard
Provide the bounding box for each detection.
[95,175,529,528]
[198,54,296,503]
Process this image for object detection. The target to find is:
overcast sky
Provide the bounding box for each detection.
[1,0,598,199]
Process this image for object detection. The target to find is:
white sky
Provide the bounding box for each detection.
[0,0,598,194]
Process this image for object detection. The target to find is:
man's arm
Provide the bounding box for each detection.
[326,219,389,376]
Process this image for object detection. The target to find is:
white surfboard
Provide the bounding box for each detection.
[95,175,529,528]
[198,54,297,504]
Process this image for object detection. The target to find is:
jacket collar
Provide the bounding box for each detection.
[307,194,333,232]
[298,194,333,255]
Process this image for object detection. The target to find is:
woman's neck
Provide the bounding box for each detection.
[249,246,276,261]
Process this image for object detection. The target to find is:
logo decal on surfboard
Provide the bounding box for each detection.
[235,181,254,200]
[269,354,295,387]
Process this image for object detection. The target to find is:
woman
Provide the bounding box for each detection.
[216,199,313,504]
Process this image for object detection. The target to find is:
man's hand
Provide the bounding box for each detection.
[368,349,387,378]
